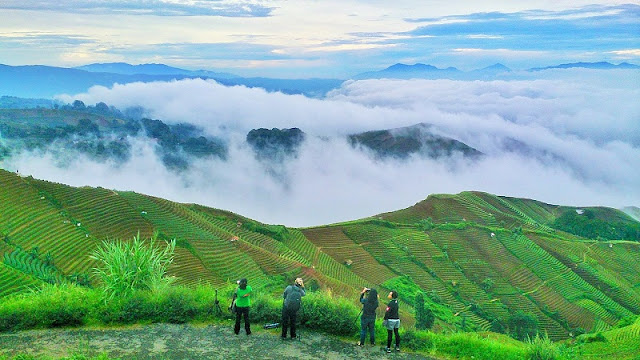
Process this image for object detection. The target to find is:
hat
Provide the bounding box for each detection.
[295,277,304,287]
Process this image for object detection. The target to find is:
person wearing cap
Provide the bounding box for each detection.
[233,278,252,335]
[281,277,306,339]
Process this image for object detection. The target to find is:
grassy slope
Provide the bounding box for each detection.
[1,170,639,346]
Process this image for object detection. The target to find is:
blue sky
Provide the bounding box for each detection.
[0,1,638,78]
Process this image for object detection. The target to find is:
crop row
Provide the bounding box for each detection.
[513,234,633,320]
[118,192,268,285]
[0,262,42,297]
[303,226,395,285]
[200,214,309,266]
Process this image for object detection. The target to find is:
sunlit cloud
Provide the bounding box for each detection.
[0,0,274,17]
[451,48,548,58]
[609,49,640,57]
[465,34,504,40]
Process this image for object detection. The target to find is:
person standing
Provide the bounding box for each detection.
[358,287,379,346]
[281,277,306,339]
[383,290,400,353]
[233,278,252,335]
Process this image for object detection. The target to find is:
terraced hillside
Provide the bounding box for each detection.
[1,169,639,340]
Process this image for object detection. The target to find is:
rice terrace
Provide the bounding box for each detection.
[0,168,639,359]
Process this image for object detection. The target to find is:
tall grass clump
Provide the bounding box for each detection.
[90,233,175,300]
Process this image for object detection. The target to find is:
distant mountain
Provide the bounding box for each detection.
[354,61,639,80]
[0,63,344,99]
[76,62,239,79]
[354,63,466,80]
[0,107,226,169]
[529,62,640,71]
[623,206,640,222]
[246,127,306,161]
[353,62,514,80]
[348,123,483,160]
[0,95,59,109]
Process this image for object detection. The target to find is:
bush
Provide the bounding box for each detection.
[0,284,92,332]
[576,332,607,344]
[297,291,359,336]
[402,329,435,352]
[509,311,539,341]
[527,333,561,360]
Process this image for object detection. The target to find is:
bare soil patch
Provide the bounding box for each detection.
[0,323,435,359]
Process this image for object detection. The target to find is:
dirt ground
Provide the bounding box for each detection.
[0,323,436,359]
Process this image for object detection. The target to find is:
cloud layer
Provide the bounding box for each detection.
[4,69,639,226]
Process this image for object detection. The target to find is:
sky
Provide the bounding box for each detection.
[0,1,639,78]
[0,1,639,227]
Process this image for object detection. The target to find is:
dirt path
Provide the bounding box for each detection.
[0,323,436,359]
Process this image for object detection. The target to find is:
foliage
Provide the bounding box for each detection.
[415,218,435,231]
[90,233,176,300]
[509,311,539,341]
[526,333,562,360]
[241,221,289,242]
[298,291,360,336]
[0,284,91,332]
[551,209,640,241]
[576,332,606,344]
[415,292,435,330]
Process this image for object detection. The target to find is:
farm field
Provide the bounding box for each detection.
[1,169,639,340]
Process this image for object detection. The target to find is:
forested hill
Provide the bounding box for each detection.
[1,169,639,341]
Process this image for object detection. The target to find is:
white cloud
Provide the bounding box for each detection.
[8,70,640,226]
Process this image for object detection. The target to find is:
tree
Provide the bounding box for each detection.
[72,100,86,110]
[508,311,538,341]
[415,292,435,330]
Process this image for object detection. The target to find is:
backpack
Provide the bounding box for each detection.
[284,286,302,312]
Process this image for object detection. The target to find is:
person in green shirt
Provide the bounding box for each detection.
[233,278,252,335]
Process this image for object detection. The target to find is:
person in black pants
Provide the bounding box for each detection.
[383,290,400,353]
[358,287,379,346]
[281,277,306,339]
[232,278,252,335]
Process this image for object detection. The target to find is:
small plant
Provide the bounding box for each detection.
[90,233,175,300]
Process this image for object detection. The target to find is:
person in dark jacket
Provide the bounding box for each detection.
[358,287,379,346]
[383,290,400,353]
[281,277,306,339]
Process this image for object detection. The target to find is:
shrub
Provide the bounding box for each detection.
[90,233,175,300]
[415,292,435,330]
[402,329,435,352]
[576,332,606,344]
[509,311,539,341]
[297,291,359,336]
[0,284,92,332]
[527,333,561,360]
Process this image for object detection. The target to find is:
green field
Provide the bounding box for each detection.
[1,169,639,356]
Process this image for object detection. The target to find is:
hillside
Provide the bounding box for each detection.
[0,169,639,341]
